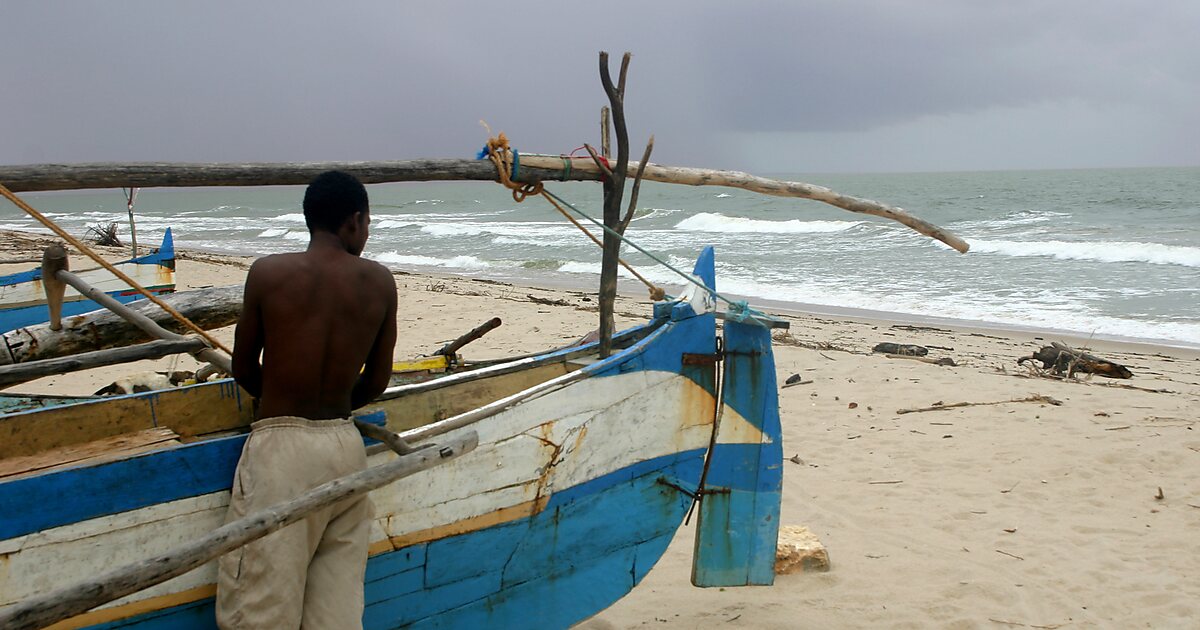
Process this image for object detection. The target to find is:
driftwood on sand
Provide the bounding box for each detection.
[1018,342,1133,379]
[0,159,969,253]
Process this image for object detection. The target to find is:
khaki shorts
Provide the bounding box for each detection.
[216,417,374,630]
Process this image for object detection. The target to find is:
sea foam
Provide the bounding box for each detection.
[374,252,491,270]
[970,239,1200,268]
[675,213,861,234]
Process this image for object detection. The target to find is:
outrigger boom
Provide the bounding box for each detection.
[0,158,968,253]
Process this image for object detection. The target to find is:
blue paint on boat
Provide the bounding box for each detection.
[0,229,174,333]
[82,448,705,629]
[0,435,245,540]
[691,318,784,587]
[0,312,705,540]
[2,248,783,628]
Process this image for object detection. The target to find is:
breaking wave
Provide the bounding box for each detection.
[970,239,1200,268]
[674,213,861,234]
[374,252,491,270]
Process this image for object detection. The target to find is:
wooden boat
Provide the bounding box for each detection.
[0,247,784,629]
[0,229,175,333]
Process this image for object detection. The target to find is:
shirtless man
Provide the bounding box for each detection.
[217,171,397,629]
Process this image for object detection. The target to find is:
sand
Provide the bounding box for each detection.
[4,232,1199,628]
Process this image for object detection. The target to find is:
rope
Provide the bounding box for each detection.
[0,182,233,355]
[540,188,768,317]
[482,135,665,300]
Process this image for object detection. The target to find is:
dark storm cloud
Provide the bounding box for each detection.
[696,1,1200,132]
[2,1,1197,171]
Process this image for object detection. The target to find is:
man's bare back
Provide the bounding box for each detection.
[232,173,397,420]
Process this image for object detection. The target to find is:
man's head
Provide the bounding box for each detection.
[303,171,370,255]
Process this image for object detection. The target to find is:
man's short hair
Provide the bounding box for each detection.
[303,171,369,233]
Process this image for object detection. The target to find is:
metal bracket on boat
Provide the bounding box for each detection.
[656,476,697,500]
[656,476,730,501]
[681,352,722,366]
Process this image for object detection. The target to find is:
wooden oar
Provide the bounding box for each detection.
[0,430,478,630]
[39,244,232,375]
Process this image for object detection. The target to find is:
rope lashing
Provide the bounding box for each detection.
[0,182,234,356]
[540,188,771,320]
[482,135,665,301]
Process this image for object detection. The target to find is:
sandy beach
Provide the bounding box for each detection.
[4,230,1199,629]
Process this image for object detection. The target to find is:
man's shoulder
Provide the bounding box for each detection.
[357,257,394,287]
[247,253,303,279]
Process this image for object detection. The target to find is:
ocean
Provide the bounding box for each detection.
[4,167,1198,348]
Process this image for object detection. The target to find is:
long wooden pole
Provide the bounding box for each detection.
[0,160,968,252]
[0,431,477,630]
[0,338,206,389]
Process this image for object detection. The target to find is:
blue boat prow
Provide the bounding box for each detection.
[691,266,784,587]
[0,229,176,333]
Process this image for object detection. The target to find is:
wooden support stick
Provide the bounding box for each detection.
[40,244,68,331]
[601,106,611,160]
[618,136,654,236]
[0,160,967,251]
[582,143,614,179]
[0,431,478,630]
[0,338,206,389]
[53,268,232,374]
[434,317,502,357]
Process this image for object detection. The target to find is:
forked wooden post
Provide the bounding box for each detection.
[40,244,68,331]
[597,51,632,358]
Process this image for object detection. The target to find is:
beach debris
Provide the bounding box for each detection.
[1155,487,1165,500]
[868,479,903,485]
[1000,482,1020,494]
[85,222,122,247]
[94,370,193,396]
[788,454,805,465]
[896,394,1062,415]
[848,402,858,409]
[1018,342,1133,379]
[873,342,927,356]
[781,373,814,388]
[525,293,571,307]
[774,525,830,574]
[995,549,1025,561]
[885,353,958,366]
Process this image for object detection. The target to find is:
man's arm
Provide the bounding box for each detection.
[351,266,398,409]
[232,261,267,398]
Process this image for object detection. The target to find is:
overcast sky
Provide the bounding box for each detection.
[4,1,1197,173]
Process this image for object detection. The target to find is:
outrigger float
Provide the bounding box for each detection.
[0,53,966,629]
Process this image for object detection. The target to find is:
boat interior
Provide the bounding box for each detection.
[0,323,658,482]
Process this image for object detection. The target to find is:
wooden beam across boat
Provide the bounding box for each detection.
[0,159,969,252]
